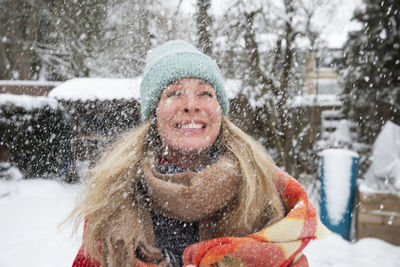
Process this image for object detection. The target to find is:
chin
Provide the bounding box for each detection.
[175,142,212,153]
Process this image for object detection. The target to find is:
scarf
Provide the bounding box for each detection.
[72,158,330,267]
[72,155,242,267]
[139,154,241,225]
[181,168,331,267]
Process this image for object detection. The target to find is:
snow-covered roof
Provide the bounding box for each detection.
[0,80,61,87]
[49,78,142,101]
[0,93,58,110]
[49,77,243,101]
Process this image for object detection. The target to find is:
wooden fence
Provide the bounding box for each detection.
[355,189,400,245]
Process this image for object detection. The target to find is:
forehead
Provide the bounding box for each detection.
[166,78,212,88]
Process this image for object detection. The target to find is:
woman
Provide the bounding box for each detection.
[69,40,330,267]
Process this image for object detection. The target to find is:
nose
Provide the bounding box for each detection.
[184,107,200,113]
[183,95,200,113]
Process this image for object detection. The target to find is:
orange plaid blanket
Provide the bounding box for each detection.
[181,168,331,267]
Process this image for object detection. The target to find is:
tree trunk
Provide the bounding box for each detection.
[242,10,285,167]
[196,0,213,56]
[279,0,296,173]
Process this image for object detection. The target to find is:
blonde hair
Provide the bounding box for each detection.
[216,117,284,236]
[66,116,284,263]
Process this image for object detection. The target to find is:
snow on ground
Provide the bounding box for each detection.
[1,178,400,267]
[0,179,82,267]
[304,234,400,266]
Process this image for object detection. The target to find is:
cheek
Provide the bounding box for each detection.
[204,101,222,122]
[157,101,178,121]
[203,102,222,139]
[156,106,172,139]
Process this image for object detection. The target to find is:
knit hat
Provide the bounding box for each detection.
[140,40,228,121]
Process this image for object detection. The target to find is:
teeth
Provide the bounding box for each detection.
[181,123,203,129]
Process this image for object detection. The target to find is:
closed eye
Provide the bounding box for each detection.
[200,91,213,97]
[167,90,183,97]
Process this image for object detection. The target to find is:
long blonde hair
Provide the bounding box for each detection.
[66,116,284,263]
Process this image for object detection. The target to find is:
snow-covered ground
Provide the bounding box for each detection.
[1,178,399,267]
[0,179,82,267]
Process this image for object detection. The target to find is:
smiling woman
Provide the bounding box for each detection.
[156,78,222,169]
[67,40,330,267]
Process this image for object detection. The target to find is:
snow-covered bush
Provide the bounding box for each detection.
[0,96,72,179]
[57,99,141,183]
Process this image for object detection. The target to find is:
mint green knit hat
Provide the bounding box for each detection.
[140,40,229,121]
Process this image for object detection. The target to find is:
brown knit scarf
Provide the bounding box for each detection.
[140,154,241,223]
[101,154,242,266]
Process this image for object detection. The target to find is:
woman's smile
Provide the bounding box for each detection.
[175,120,206,133]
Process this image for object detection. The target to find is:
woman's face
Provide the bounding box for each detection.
[156,78,222,152]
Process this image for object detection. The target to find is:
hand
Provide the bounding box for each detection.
[102,236,167,267]
[135,239,165,264]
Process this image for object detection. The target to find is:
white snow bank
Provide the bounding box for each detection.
[364,121,400,191]
[0,163,23,181]
[321,149,359,225]
[0,179,83,267]
[0,93,58,110]
[357,182,398,195]
[291,94,342,107]
[1,178,399,267]
[304,233,400,266]
[49,78,142,101]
